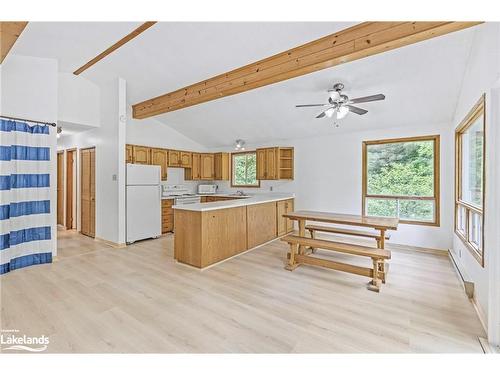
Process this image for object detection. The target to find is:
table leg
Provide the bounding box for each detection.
[368,258,381,292]
[378,229,386,249]
[298,219,305,255]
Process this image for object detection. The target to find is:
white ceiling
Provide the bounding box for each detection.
[11,22,478,147]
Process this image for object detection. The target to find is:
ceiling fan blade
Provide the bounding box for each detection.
[316,111,327,118]
[347,105,368,115]
[295,104,329,108]
[349,94,385,104]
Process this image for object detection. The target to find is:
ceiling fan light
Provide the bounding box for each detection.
[329,91,340,101]
[336,106,349,119]
[325,108,335,118]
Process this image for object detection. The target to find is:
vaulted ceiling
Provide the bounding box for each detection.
[10,22,478,147]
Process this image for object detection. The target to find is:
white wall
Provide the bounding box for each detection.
[58,73,100,127]
[58,77,126,245]
[449,23,500,340]
[212,121,454,251]
[1,55,58,256]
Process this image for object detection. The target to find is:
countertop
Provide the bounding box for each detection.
[162,193,250,200]
[173,193,295,211]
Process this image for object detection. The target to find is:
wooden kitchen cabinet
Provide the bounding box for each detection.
[168,150,180,167]
[151,148,168,180]
[162,199,174,233]
[185,153,201,180]
[257,147,294,180]
[247,202,277,248]
[180,152,192,168]
[125,145,133,163]
[132,145,151,165]
[277,198,294,236]
[200,153,214,180]
[214,152,230,180]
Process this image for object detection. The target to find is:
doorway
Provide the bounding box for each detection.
[57,151,64,226]
[80,147,95,237]
[66,149,76,229]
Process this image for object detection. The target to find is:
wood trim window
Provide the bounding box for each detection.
[362,135,440,226]
[231,151,260,188]
[455,94,485,267]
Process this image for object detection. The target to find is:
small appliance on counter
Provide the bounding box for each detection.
[162,184,201,205]
[198,184,217,195]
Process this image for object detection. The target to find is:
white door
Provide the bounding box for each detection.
[126,185,161,243]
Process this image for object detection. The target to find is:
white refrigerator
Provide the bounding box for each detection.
[126,163,162,243]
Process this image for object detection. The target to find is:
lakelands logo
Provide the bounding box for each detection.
[0,329,49,352]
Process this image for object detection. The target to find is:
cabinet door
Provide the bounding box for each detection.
[180,152,192,168]
[214,153,222,180]
[125,145,133,163]
[168,150,180,166]
[133,146,151,164]
[266,148,278,179]
[276,200,287,236]
[256,149,266,180]
[200,153,214,180]
[151,148,168,180]
[285,199,294,233]
[192,153,201,179]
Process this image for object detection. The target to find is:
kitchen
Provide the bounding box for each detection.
[125,144,296,267]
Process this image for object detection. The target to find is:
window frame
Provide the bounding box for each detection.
[231,151,260,188]
[455,94,486,267]
[362,134,441,226]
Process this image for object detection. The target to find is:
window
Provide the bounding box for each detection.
[455,94,485,266]
[231,152,259,187]
[362,135,440,225]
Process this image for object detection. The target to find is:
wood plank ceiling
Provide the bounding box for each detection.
[73,21,157,75]
[0,22,28,64]
[132,21,481,119]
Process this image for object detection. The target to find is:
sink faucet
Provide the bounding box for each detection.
[236,190,245,196]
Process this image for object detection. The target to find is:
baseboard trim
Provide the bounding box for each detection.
[94,237,127,249]
[448,249,475,298]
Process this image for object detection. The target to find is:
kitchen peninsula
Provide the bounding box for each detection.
[173,194,295,268]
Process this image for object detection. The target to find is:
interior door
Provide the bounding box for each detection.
[66,150,75,229]
[81,147,95,237]
[57,152,64,226]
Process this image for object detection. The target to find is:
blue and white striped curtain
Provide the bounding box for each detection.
[0,119,53,274]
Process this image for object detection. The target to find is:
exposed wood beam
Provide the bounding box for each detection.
[0,22,28,64]
[132,21,481,119]
[73,21,157,75]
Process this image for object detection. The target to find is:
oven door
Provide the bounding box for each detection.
[175,197,202,205]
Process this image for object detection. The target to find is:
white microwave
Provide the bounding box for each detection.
[198,184,217,194]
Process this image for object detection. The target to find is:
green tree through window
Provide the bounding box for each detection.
[232,152,258,187]
[363,135,439,225]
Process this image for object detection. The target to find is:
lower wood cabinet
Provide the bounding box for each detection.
[277,198,294,236]
[246,202,277,249]
[162,199,174,233]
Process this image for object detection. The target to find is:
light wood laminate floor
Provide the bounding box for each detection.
[0,229,485,353]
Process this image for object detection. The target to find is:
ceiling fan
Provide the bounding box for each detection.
[296,83,385,120]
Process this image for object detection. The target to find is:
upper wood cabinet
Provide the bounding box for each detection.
[185,153,201,180]
[257,147,294,180]
[168,150,180,167]
[200,153,214,180]
[180,151,192,168]
[133,145,151,165]
[151,148,168,180]
[126,145,133,163]
[214,152,230,180]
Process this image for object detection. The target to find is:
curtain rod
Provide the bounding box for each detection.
[0,114,57,127]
